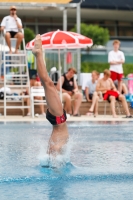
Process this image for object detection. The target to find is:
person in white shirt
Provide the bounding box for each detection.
[108,40,125,93]
[0,6,23,54]
[85,70,100,117]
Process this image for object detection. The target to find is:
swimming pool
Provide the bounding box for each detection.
[0,121,133,200]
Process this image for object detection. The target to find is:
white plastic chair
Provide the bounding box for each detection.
[30,86,46,118]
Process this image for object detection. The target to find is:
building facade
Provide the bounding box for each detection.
[0,1,133,40]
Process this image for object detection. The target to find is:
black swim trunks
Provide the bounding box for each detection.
[46,109,67,126]
[7,31,18,38]
[89,94,93,100]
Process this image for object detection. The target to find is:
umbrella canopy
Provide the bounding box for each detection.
[26,30,93,102]
[26,30,93,49]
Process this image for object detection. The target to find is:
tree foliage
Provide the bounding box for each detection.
[71,23,109,46]
[24,27,35,44]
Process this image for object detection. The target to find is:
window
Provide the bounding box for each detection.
[26,25,36,33]
[118,27,133,36]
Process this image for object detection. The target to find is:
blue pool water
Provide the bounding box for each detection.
[0,121,133,200]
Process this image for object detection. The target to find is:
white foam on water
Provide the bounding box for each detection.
[38,137,73,169]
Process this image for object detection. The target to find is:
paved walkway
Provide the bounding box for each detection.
[0,115,133,122]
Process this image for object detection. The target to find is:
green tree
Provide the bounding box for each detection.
[24,27,35,44]
[71,23,109,46]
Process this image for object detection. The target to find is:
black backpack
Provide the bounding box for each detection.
[0,92,4,100]
[51,72,59,85]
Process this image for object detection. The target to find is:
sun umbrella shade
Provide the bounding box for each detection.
[26,30,93,49]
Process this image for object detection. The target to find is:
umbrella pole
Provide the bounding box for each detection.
[58,49,62,102]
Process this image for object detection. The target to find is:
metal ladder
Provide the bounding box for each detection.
[0,31,31,117]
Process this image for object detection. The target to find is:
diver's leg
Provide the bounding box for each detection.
[32,34,63,116]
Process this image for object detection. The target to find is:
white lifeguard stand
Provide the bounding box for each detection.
[0,29,31,117]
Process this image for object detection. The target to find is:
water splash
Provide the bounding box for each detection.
[38,138,73,169]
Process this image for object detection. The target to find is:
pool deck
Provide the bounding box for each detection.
[0,115,133,122]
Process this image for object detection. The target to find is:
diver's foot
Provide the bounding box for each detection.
[32,34,43,56]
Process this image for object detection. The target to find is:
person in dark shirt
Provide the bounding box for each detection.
[57,68,82,116]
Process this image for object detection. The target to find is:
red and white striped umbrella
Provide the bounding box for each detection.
[26,30,93,102]
[26,30,93,49]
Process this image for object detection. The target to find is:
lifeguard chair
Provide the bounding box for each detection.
[0,29,31,117]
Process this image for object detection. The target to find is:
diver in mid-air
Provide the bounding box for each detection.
[32,34,69,156]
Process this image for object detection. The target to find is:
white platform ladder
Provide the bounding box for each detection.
[0,30,31,117]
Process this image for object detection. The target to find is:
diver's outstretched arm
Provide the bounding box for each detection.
[32,34,63,117]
